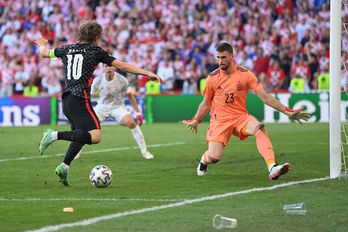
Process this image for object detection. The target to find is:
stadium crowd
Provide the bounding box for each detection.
[0,0,345,98]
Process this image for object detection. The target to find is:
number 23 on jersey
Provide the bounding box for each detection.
[224,92,234,103]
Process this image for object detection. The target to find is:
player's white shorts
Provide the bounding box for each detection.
[94,104,131,123]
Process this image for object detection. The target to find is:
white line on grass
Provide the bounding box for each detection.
[26,176,330,232]
[0,142,187,163]
[0,197,182,202]
[0,141,327,163]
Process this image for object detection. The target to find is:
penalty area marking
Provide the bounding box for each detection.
[27,176,330,232]
[0,142,187,163]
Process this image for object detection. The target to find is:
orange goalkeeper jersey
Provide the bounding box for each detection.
[203,65,263,122]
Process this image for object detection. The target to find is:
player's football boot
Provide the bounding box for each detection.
[269,163,290,180]
[39,129,55,155]
[197,161,208,176]
[55,164,70,186]
[142,151,154,159]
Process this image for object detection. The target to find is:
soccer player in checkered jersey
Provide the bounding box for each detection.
[35,20,164,186]
[183,42,311,180]
[74,64,154,160]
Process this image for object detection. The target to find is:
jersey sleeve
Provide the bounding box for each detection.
[247,71,263,93]
[53,45,67,57]
[91,75,102,94]
[96,48,116,66]
[202,76,215,100]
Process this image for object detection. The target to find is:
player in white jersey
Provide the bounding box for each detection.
[75,64,154,159]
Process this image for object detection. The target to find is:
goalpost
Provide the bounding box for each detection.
[332,0,347,178]
[330,0,342,178]
[340,0,348,177]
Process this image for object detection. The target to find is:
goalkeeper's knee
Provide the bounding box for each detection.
[253,123,265,135]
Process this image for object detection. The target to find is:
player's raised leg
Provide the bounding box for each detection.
[39,128,55,155]
[197,142,224,176]
[39,128,98,155]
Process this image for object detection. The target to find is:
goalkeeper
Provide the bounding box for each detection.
[183,43,311,180]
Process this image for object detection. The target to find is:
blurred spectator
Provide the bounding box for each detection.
[204,55,219,74]
[41,72,62,97]
[157,57,174,91]
[24,79,39,97]
[239,50,253,70]
[316,65,330,91]
[266,60,285,92]
[182,60,198,95]
[146,80,161,95]
[42,77,62,97]
[199,78,206,95]
[289,75,310,93]
[295,16,310,43]
[305,47,319,86]
[0,60,14,98]
[253,47,270,76]
[14,65,30,95]
[291,55,311,85]
[279,47,292,88]
[2,28,18,52]
[173,53,186,90]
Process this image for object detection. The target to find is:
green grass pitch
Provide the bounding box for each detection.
[1,123,348,231]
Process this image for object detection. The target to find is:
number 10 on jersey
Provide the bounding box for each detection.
[67,54,84,80]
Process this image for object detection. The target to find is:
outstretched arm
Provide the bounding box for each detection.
[111,59,164,84]
[256,88,311,123]
[182,96,212,133]
[34,36,51,58]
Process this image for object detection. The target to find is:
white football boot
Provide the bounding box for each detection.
[197,161,208,176]
[269,163,290,180]
[142,151,154,159]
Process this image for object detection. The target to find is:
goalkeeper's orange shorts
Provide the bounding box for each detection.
[206,114,258,147]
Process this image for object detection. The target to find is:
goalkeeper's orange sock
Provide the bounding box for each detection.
[255,130,275,172]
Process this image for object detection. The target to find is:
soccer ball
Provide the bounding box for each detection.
[89,165,113,188]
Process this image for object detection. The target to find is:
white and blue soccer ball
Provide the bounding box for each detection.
[89,165,113,188]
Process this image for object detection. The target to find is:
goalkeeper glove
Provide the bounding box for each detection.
[284,106,311,124]
[136,112,143,126]
[182,117,202,134]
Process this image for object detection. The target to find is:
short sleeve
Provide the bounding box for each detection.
[248,71,263,93]
[54,46,66,57]
[202,76,215,99]
[96,48,116,66]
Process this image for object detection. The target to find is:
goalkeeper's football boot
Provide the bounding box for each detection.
[197,161,208,176]
[55,164,70,186]
[269,163,290,180]
[39,129,55,155]
[142,151,154,159]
